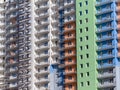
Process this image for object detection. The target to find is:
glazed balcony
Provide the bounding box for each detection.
[96,35,114,42]
[97,45,114,51]
[97,54,114,60]
[96,17,113,25]
[98,72,115,79]
[97,64,114,70]
[98,82,115,89]
[96,8,113,15]
[96,0,113,7]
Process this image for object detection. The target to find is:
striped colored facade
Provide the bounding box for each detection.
[0,0,120,90]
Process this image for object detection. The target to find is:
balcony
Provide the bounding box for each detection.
[98,72,115,79]
[96,35,114,42]
[96,26,114,33]
[98,82,115,89]
[36,45,49,51]
[36,61,49,67]
[35,13,49,19]
[35,29,49,36]
[64,36,75,41]
[97,64,115,70]
[97,54,114,60]
[64,1,75,7]
[35,37,49,44]
[36,78,49,84]
[9,76,17,81]
[35,53,49,60]
[64,17,75,23]
[96,18,113,25]
[97,45,114,51]
[35,0,48,5]
[64,9,75,16]
[96,8,113,15]
[64,79,76,84]
[96,0,113,7]
[51,36,59,41]
[36,69,49,76]
[9,83,17,89]
[63,71,76,75]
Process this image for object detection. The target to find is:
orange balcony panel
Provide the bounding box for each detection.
[64,62,76,67]
[64,71,76,75]
[65,79,77,84]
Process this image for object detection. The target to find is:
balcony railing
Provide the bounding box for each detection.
[96,0,113,6]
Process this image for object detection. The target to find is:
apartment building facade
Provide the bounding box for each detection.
[0,0,120,90]
[76,0,120,90]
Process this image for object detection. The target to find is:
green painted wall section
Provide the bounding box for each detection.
[76,0,98,90]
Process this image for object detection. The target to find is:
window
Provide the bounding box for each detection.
[85,10,88,14]
[80,28,82,33]
[79,20,82,24]
[67,24,71,28]
[80,64,83,68]
[85,1,88,5]
[80,55,83,59]
[80,46,83,50]
[79,11,82,16]
[68,67,72,71]
[85,18,88,23]
[85,36,88,40]
[68,33,72,37]
[86,72,89,76]
[68,50,72,54]
[80,82,83,87]
[68,85,72,90]
[68,41,72,45]
[68,76,72,80]
[80,73,83,77]
[80,37,82,41]
[68,58,72,62]
[86,45,89,49]
[87,81,90,86]
[79,2,82,7]
[86,63,89,67]
[86,54,89,58]
[85,27,88,32]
